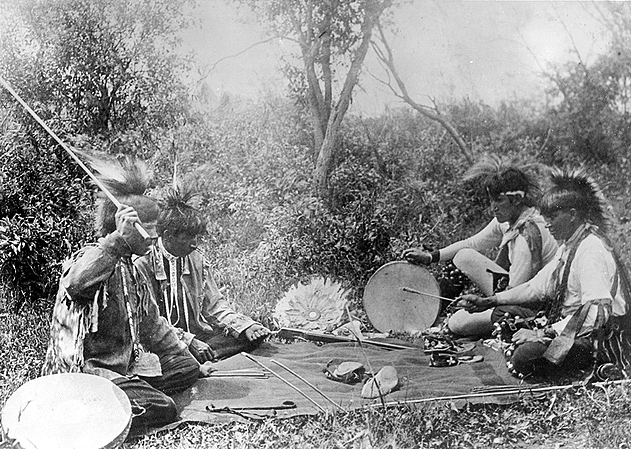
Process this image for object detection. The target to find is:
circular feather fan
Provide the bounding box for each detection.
[274,277,350,331]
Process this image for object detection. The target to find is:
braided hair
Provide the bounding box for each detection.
[157,184,207,237]
[464,154,541,207]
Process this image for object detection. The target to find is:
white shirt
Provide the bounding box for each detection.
[496,227,627,335]
[439,208,558,288]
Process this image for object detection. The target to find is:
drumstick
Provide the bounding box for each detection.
[400,287,457,303]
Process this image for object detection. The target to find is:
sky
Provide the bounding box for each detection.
[182,1,612,115]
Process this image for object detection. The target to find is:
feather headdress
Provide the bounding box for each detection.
[463,154,541,206]
[88,154,158,237]
[542,168,610,230]
[87,154,153,197]
[158,183,207,236]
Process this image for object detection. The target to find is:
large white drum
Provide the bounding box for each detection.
[1,373,132,449]
[363,261,442,333]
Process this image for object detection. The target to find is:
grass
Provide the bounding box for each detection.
[2,304,631,448]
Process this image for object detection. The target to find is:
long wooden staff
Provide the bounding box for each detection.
[240,352,327,413]
[367,378,631,407]
[0,75,149,238]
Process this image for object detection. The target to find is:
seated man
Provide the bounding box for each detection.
[403,155,558,337]
[459,169,631,378]
[135,185,271,363]
[41,157,211,432]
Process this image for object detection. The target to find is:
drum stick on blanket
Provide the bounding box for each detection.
[240,352,327,413]
[0,76,149,238]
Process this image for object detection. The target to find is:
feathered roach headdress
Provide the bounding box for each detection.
[541,167,610,231]
[89,155,159,237]
[463,154,541,207]
[157,183,207,237]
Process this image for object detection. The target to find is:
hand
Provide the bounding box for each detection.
[198,361,216,378]
[115,204,141,242]
[511,328,547,346]
[114,204,148,255]
[244,324,271,342]
[189,338,217,363]
[401,247,432,265]
[456,294,496,313]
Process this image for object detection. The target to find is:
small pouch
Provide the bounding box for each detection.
[323,360,366,384]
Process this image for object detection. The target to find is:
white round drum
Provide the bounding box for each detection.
[363,261,442,333]
[1,373,132,449]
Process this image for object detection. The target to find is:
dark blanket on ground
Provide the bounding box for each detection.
[171,339,540,424]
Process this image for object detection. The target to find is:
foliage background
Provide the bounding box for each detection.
[3,1,631,448]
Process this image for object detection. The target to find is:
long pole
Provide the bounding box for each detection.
[270,359,345,412]
[0,76,149,238]
[367,378,631,408]
[240,352,327,413]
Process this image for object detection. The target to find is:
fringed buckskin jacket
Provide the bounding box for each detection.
[41,231,190,380]
[134,241,256,345]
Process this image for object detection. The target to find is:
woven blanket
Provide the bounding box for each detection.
[171,339,538,423]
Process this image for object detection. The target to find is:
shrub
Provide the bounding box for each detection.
[0,127,93,310]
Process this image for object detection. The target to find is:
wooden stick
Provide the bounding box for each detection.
[275,328,415,350]
[270,359,345,412]
[240,352,327,413]
[206,370,268,378]
[367,378,631,407]
[400,287,457,303]
[0,76,149,238]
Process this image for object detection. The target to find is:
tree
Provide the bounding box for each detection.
[370,25,473,164]
[0,0,197,308]
[0,0,195,136]
[236,0,394,197]
[542,2,631,162]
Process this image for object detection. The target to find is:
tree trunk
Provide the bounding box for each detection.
[313,0,391,196]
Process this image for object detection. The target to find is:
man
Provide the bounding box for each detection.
[41,157,212,432]
[403,155,558,337]
[459,168,631,377]
[134,185,271,363]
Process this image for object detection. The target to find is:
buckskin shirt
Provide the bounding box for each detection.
[134,239,256,346]
[42,231,189,380]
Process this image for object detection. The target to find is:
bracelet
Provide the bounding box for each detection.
[430,250,440,263]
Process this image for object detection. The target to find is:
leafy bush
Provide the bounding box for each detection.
[0,127,93,310]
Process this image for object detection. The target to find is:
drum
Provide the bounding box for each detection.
[1,373,132,449]
[362,261,441,333]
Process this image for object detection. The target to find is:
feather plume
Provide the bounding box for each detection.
[158,182,207,236]
[463,153,542,204]
[545,167,609,228]
[163,183,200,213]
[463,153,505,183]
[76,150,152,197]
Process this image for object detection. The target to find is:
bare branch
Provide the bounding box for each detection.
[197,36,280,83]
[372,23,473,163]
